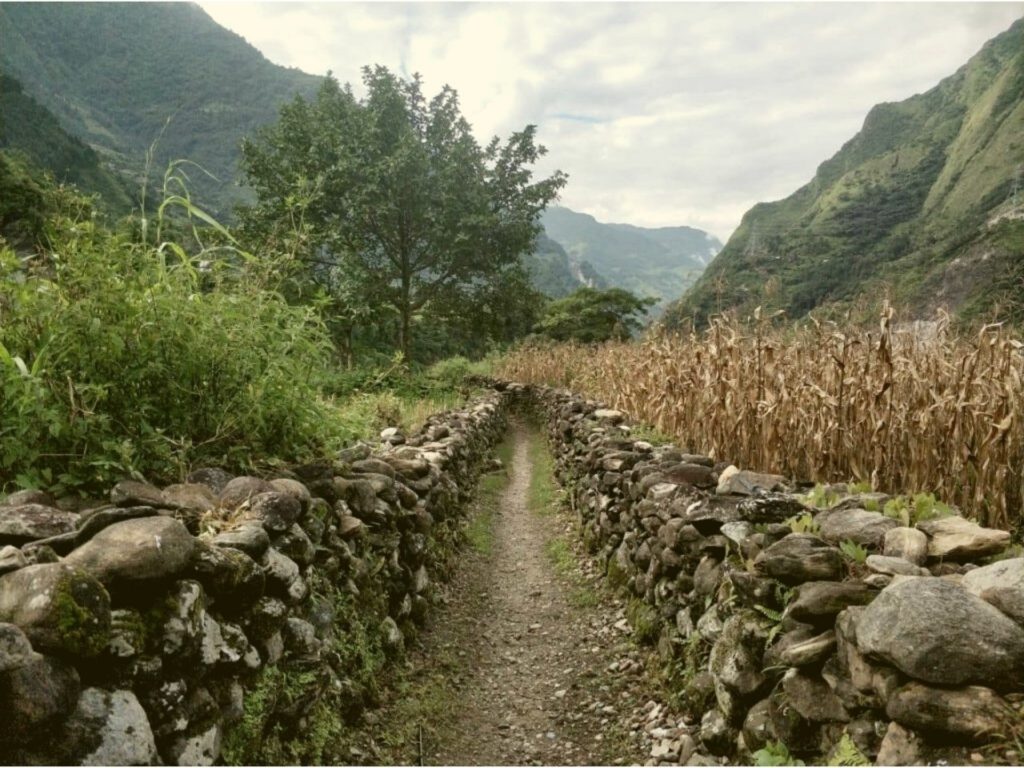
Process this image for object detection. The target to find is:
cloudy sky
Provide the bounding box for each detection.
[201,2,1023,241]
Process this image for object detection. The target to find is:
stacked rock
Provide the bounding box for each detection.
[531,383,1023,766]
[0,389,511,765]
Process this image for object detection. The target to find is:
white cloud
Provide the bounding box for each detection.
[199,1,1024,240]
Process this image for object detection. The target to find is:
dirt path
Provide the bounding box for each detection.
[357,424,690,766]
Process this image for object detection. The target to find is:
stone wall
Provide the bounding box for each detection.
[0,387,513,765]
[530,383,1024,766]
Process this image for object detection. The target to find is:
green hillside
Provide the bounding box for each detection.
[667,17,1024,328]
[524,233,587,298]
[0,2,321,217]
[0,71,133,211]
[540,206,720,311]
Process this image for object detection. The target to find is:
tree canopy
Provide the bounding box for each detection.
[534,287,656,343]
[239,66,566,362]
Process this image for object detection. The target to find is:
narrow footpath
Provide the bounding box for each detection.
[355,424,691,766]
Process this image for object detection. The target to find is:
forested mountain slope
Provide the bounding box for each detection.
[0,71,133,211]
[0,2,321,216]
[541,206,720,310]
[667,17,1024,328]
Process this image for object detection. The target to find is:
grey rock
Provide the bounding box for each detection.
[716,466,786,495]
[961,557,1024,624]
[381,616,404,653]
[75,688,158,765]
[273,524,315,566]
[815,508,897,548]
[218,476,275,510]
[709,610,770,721]
[882,527,928,565]
[160,581,206,656]
[0,563,110,657]
[245,596,288,641]
[693,556,723,598]
[186,467,234,495]
[876,722,925,766]
[736,492,810,524]
[65,516,196,586]
[338,515,365,539]
[697,604,725,644]
[0,545,26,576]
[0,504,79,544]
[26,506,158,556]
[0,655,80,745]
[248,491,302,533]
[862,573,892,589]
[166,722,221,766]
[741,698,774,754]
[721,521,754,546]
[918,516,1010,561]
[269,478,312,509]
[786,581,875,624]
[728,572,778,609]
[161,483,217,512]
[781,668,848,722]
[351,458,397,478]
[264,548,304,603]
[110,480,164,508]
[2,489,53,507]
[754,534,844,585]
[0,622,40,672]
[865,554,929,576]
[282,617,321,659]
[886,682,1010,741]
[856,577,1024,689]
[211,523,271,560]
[778,630,837,668]
[188,541,265,608]
[700,709,736,755]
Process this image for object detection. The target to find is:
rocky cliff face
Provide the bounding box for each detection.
[668,18,1024,328]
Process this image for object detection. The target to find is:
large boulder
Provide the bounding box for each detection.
[885,682,1010,741]
[110,480,165,508]
[961,557,1024,624]
[786,581,875,625]
[62,688,158,765]
[64,517,196,586]
[754,534,844,585]
[0,654,80,746]
[0,563,110,657]
[856,577,1024,689]
[0,623,40,673]
[882,527,928,565]
[709,610,770,722]
[918,516,1010,561]
[0,505,79,545]
[815,508,897,548]
[218,476,275,511]
[716,466,786,496]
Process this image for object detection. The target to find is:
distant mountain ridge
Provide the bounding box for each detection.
[0,2,321,216]
[667,17,1024,327]
[539,206,721,309]
[0,69,133,210]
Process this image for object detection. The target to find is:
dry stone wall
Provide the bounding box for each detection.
[530,383,1024,766]
[0,387,512,765]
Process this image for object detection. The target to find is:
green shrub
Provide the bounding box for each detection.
[0,209,350,495]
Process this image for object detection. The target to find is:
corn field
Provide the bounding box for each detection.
[499,309,1024,530]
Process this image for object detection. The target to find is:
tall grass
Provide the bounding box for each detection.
[498,308,1024,529]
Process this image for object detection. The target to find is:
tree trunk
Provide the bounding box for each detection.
[398,270,412,361]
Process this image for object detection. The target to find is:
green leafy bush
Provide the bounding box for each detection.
[0,198,351,495]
